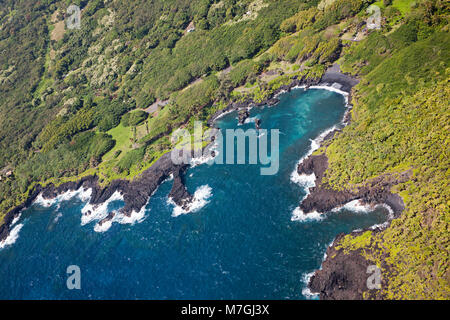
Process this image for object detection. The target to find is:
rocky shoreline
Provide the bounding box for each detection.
[1,62,336,242]
[297,153,407,218]
[308,230,382,300]
[207,67,329,127]
[302,154,408,299]
[0,152,191,242]
[298,150,408,299]
[295,68,409,300]
[1,63,395,301]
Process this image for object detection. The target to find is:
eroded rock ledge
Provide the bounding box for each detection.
[308,232,377,300]
[299,143,410,300]
[0,152,192,242]
[168,165,193,211]
[297,153,408,217]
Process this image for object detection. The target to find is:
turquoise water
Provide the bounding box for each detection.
[0,88,389,299]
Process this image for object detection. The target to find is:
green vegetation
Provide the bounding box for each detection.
[121,110,148,127]
[0,0,318,217]
[323,1,450,299]
[0,0,448,300]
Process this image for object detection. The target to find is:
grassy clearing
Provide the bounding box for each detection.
[392,0,416,15]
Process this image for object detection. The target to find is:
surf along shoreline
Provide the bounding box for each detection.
[0,64,406,300]
[0,63,331,242]
[294,66,407,300]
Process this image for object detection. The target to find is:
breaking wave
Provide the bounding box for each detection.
[0,223,24,249]
[169,185,213,217]
[291,207,323,222]
[301,271,319,299]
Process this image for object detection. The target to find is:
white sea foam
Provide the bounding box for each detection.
[34,187,93,208]
[81,190,123,226]
[290,172,316,189]
[118,206,147,225]
[53,212,63,223]
[330,199,395,230]
[0,223,23,249]
[77,188,93,202]
[290,172,316,222]
[369,203,395,230]
[190,150,216,167]
[189,140,219,168]
[301,240,335,298]
[11,213,22,226]
[291,207,323,222]
[236,115,258,126]
[378,203,394,218]
[169,184,213,217]
[93,204,149,233]
[332,199,395,219]
[3,188,93,246]
[31,185,150,233]
[34,194,58,207]
[94,218,113,233]
[309,85,349,101]
[331,199,372,213]
[291,125,339,178]
[90,177,174,232]
[214,108,235,121]
[301,271,319,299]
[244,116,258,124]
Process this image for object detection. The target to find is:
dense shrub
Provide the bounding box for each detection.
[121,110,149,127]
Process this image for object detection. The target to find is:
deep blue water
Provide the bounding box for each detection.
[0,88,389,299]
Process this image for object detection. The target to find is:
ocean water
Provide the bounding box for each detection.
[0,88,389,299]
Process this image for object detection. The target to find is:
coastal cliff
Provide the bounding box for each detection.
[298,150,408,299]
[297,152,407,217]
[0,152,189,242]
[290,65,411,300]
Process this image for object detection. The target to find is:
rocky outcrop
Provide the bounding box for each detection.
[308,233,374,300]
[255,118,261,130]
[267,98,279,106]
[168,165,193,210]
[300,153,407,300]
[238,109,250,124]
[0,152,180,242]
[297,153,408,218]
[98,211,115,226]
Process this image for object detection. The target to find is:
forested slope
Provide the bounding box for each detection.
[0,0,448,299]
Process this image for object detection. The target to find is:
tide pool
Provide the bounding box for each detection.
[0,88,389,299]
